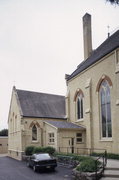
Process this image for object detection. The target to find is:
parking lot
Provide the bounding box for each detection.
[0,156,73,180]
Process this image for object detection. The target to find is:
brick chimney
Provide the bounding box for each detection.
[83,13,92,60]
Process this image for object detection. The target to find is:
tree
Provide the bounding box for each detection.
[0,129,8,136]
[107,0,119,5]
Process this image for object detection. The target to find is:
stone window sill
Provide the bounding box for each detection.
[100,138,113,142]
[76,119,84,122]
[48,143,55,145]
[32,141,39,143]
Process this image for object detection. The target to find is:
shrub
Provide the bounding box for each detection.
[107,153,119,160]
[43,146,55,155]
[32,146,56,155]
[33,147,44,154]
[72,155,91,162]
[55,152,91,162]
[91,152,104,157]
[76,158,101,172]
[25,146,35,156]
[91,152,119,160]
[55,152,102,172]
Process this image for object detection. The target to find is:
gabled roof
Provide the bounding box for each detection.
[44,120,85,130]
[15,87,66,119]
[67,30,119,81]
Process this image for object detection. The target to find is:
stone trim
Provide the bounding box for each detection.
[29,121,40,128]
[96,75,113,92]
[74,89,84,102]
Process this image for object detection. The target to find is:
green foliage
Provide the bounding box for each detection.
[43,146,55,155]
[55,152,91,162]
[107,0,119,5]
[33,146,56,155]
[91,152,104,157]
[25,146,35,156]
[25,146,56,155]
[71,154,92,162]
[76,158,101,172]
[33,147,44,154]
[0,129,8,136]
[91,152,119,160]
[55,152,102,172]
[107,153,119,159]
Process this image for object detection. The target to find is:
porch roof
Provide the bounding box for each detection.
[44,120,85,130]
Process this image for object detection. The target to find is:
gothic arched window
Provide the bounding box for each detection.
[99,80,112,138]
[32,125,37,141]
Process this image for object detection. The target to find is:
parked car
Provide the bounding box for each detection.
[27,153,57,172]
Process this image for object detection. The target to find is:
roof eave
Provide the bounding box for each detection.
[22,115,67,120]
[58,127,86,130]
[67,46,119,82]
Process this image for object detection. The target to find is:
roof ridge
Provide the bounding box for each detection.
[16,88,65,97]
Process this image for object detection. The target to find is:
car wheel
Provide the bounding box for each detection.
[33,165,37,172]
[26,162,30,167]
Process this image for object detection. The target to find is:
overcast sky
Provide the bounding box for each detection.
[0,0,119,130]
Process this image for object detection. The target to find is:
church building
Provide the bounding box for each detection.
[65,13,119,155]
[8,87,85,160]
[8,13,119,160]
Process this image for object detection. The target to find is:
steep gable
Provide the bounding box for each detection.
[16,88,66,119]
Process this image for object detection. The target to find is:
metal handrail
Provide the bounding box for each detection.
[58,147,106,155]
[95,152,107,180]
[58,147,107,180]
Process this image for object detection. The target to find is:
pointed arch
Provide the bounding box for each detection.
[32,124,37,141]
[29,121,40,128]
[99,79,112,138]
[74,89,84,120]
[29,121,40,141]
[96,75,112,92]
[74,89,84,102]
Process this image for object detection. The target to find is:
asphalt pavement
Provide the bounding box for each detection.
[0,155,73,180]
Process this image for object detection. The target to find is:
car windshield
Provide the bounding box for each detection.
[35,153,51,160]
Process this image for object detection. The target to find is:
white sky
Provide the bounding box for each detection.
[0,0,119,130]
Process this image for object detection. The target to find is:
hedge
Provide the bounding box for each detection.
[25,146,35,156]
[25,146,56,156]
[91,152,119,160]
[76,157,101,172]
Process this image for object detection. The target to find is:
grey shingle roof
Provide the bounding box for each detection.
[16,88,66,119]
[68,30,119,80]
[45,120,85,129]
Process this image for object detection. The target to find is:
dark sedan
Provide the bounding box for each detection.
[27,153,57,172]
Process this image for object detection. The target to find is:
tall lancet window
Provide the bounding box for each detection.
[32,125,37,141]
[99,80,112,138]
[77,94,83,120]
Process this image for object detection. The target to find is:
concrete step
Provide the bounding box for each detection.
[106,159,119,169]
[103,169,119,178]
[105,167,119,171]
[100,177,119,180]
[100,159,119,179]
